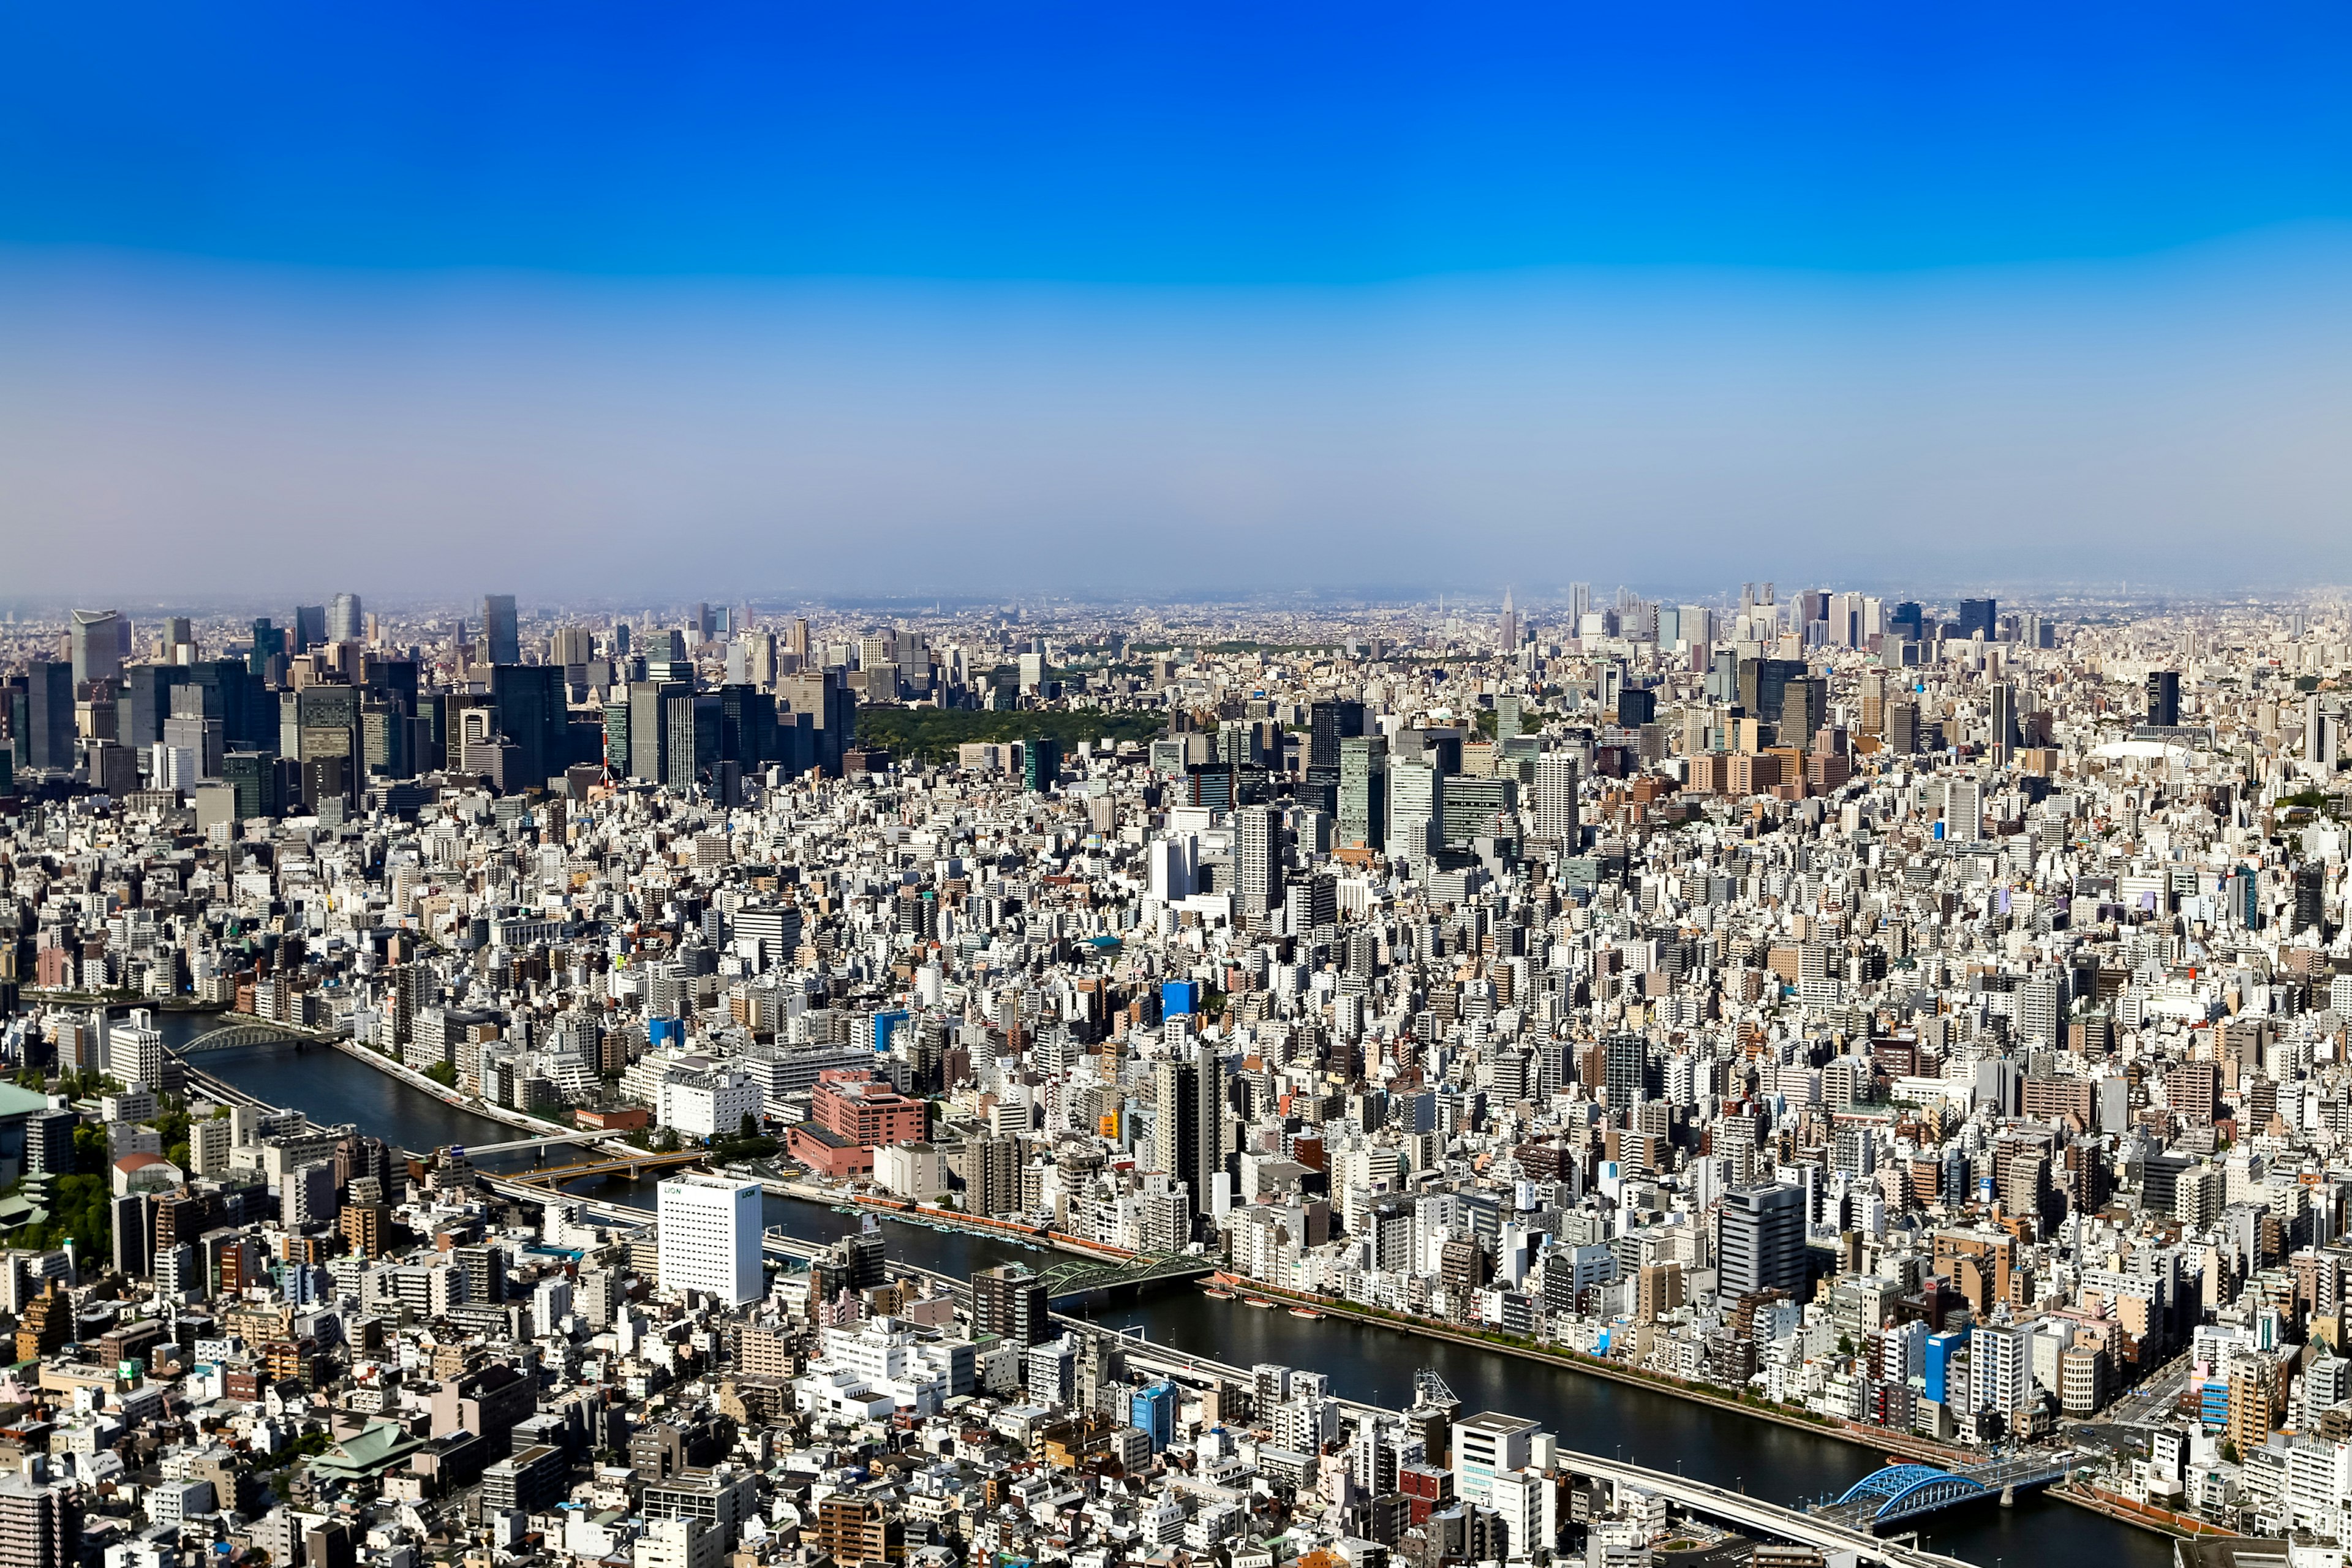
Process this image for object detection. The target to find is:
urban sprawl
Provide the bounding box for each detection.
[0,585,2346,1568]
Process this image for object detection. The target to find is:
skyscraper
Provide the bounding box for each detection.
[1496,588,1519,650]
[1234,804,1283,926]
[1388,760,1442,866]
[1531,752,1578,853]
[489,663,568,795]
[2146,670,2181,728]
[69,609,123,686]
[326,593,364,644]
[23,663,74,773]
[655,1173,761,1305]
[1338,736,1387,850]
[1989,682,2017,764]
[481,595,521,666]
[1308,699,1365,772]
[1152,1047,1226,1240]
[1957,598,1997,641]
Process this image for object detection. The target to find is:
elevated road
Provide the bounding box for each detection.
[1564,1452,1978,1568]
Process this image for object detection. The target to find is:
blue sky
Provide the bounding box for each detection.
[4,3,2350,597]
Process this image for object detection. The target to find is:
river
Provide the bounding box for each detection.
[166,1018,2169,1568]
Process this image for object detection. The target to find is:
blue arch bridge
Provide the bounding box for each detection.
[1814,1453,2076,1532]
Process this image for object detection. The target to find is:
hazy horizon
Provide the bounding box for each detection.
[6,5,2350,600]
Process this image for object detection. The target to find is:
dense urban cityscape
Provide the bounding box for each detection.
[0,585,2341,1568]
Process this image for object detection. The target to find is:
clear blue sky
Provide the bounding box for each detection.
[4,2,2350,597]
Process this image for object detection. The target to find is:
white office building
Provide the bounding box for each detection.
[656,1174,762,1305]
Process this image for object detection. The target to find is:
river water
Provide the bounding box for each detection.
[168,1019,2169,1568]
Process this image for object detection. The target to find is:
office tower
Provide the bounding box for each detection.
[489,663,567,795]
[1989,682,2017,764]
[1531,752,1578,853]
[69,609,124,686]
[1616,687,1657,726]
[1777,677,1825,742]
[2146,670,2181,728]
[481,595,521,666]
[1388,761,1442,865]
[1569,582,1591,626]
[326,594,364,644]
[289,604,326,654]
[1338,736,1387,850]
[1716,1183,1806,1297]
[1023,735,1062,792]
[717,684,777,767]
[1152,1047,1226,1239]
[1603,1031,1648,1110]
[971,1264,1050,1348]
[655,1174,761,1305]
[1957,597,1997,641]
[23,663,75,773]
[1308,699,1365,772]
[247,617,286,680]
[787,617,811,663]
[775,670,854,777]
[549,625,595,668]
[1885,699,1920,755]
[1496,588,1519,650]
[1735,658,1805,737]
[1494,695,1526,744]
[630,682,686,783]
[1858,669,1887,736]
[1945,777,1983,842]
[1888,601,1926,643]
[1235,804,1283,925]
[665,692,720,791]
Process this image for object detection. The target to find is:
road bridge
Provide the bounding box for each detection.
[170,1016,350,1055]
[460,1131,611,1157]
[1562,1452,1978,1568]
[1813,1453,2076,1531]
[503,1150,708,1186]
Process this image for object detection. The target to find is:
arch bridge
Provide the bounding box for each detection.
[172,1022,341,1055]
[1821,1466,1988,1529]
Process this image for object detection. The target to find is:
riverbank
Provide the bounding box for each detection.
[327,1038,584,1146]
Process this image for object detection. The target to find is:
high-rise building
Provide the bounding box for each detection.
[69,609,124,687]
[1496,588,1519,650]
[630,682,686,784]
[1388,760,1441,866]
[971,1264,1050,1348]
[1531,752,1578,853]
[0,1466,80,1568]
[293,604,327,652]
[326,593,364,644]
[1152,1046,1226,1239]
[489,663,568,796]
[1338,736,1387,850]
[1957,598,1997,642]
[2146,670,2181,728]
[22,663,75,773]
[1602,1032,1648,1110]
[1308,700,1365,772]
[1716,1183,1806,1298]
[481,595,521,666]
[655,1174,762,1305]
[1989,683,2017,764]
[1234,804,1283,926]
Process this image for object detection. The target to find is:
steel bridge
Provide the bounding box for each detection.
[503,1150,708,1186]
[172,1019,347,1055]
[1030,1251,1217,1301]
[1815,1453,2073,1531]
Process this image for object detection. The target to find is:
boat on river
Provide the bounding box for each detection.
[1243,1296,1276,1308]
[1200,1286,1236,1300]
[1287,1306,1324,1319]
